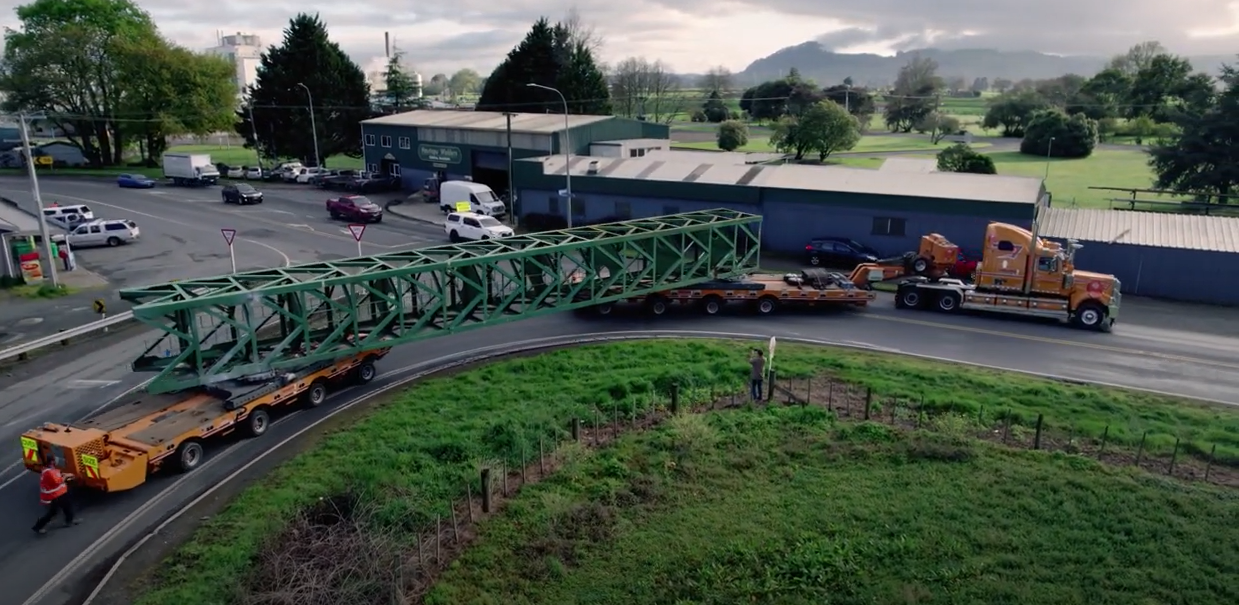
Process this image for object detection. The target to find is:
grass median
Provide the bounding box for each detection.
[131,339,1239,604]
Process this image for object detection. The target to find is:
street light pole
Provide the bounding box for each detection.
[18,113,59,287]
[526,83,572,228]
[246,102,263,171]
[296,82,321,168]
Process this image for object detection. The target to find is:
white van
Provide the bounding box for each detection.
[439,181,506,218]
[42,204,95,229]
[67,219,140,248]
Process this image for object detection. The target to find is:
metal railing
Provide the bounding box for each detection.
[0,311,135,363]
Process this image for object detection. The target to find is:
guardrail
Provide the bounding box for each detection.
[0,311,135,363]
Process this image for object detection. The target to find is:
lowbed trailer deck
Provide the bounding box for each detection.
[20,349,389,492]
[583,268,875,316]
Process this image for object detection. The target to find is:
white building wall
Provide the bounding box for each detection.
[205,32,263,98]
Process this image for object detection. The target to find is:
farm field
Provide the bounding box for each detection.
[128,339,1239,605]
[672,135,990,155]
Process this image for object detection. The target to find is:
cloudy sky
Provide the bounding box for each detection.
[3,1,1238,76]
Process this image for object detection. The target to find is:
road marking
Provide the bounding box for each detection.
[67,380,122,389]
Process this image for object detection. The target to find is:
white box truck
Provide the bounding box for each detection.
[163,153,220,187]
[438,181,506,218]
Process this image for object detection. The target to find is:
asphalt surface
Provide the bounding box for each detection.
[0,177,446,344]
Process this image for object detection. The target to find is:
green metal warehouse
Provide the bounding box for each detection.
[359,110,669,196]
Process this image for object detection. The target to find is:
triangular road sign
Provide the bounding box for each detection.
[221,228,237,245]
[348,224,366,241]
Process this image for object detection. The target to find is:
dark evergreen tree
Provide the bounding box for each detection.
[1148,64,1239,202]
[477,17,610,114]
[235,13,370,164]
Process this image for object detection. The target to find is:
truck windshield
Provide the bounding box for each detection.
[473,190,497,203]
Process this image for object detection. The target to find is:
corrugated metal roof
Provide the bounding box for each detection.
[535,156,1041,204]
[643,149,784,165]
[1039,207,1239,253]
[880,157,939,173]
[0,201,40,232]
[362,110,612,134]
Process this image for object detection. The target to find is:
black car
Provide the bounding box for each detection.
[804,237,880,268]
[222,183,263,204]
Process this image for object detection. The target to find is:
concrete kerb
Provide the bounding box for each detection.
[384,198,440,227]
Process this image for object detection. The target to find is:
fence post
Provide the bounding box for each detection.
[889,398,896,423]
[1205,444,1216,482]
[435,515,442,561]
[594,409,601,444]
[978,405,985,425]
[916,396,924,429]
[466,481,475,523]
[451,503,460,543]
[480,468,492,513]
[1033,414,1044,450]
[1135,431,1147,466]
[539,437,545,476]
[1168,437,1180,476]
[502,461,508,496]
[1098,425,1109,456]
[864,387,871,420]
[767,369,777,402]
[1002,411,1011,443]
[521,445,527,483]
[671,383,679,414]
[417,531,424,567]
[806,378,812,405]
[827,381,834,410]
[571,418,580,442]
[613,401,619,438]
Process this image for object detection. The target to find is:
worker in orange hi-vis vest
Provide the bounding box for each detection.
[32,456,80,535]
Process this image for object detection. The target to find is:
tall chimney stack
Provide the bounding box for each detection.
[385,32,390,58]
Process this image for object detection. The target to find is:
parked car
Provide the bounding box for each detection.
[67,219,140,248]
[225,166,244,179]
[804,237,881,268]
[244,166,264,180]
[318,170,361,189]
[347,174,402,194]
[444,212,513,242]
[222,183,264,204]
[307,169,339,187]
[950,249,980,280]
[326,195,383,222]
[117,173,155,188]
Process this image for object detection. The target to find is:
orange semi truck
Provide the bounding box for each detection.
[848,222,1121,331]
[19,349,388,492]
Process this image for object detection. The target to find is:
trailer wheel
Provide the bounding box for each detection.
[896,288,924,309]
[243,407,270,437]
[912,256,930,274]
[646,296,669,316]
[353,359,377,385]
[594,302,614,316]
[1073,303,1107,331]
[755,296,779,315]
[175,441,205,473]
[701,296,724,315]
[304,380,329,408]
[935,292,961,313]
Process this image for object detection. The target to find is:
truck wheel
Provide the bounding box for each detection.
[353,359,377,385]
[912,256,930,274]
[594,302,614,316]
[449,230,461,243]
[701,296,724,315]
[174,441,204,473]
[896,288,923,309]
[1073,303,1107,331]
[755,296,779,315]
[809,255,821,266]
[304,380,329,408]
[646,296,669,316]
[935,292,961,313]
[243,407,270,437]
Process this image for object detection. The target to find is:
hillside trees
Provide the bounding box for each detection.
[610,57,680,122]
[477,17,611,114]
[1147,62,1239,202]
[883,56,943,132]
[235,13,370,165]
[0,0,237,166]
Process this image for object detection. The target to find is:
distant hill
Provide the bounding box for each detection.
[736,43,1233,88]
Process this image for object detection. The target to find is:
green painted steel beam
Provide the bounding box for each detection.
[119,209,762,394]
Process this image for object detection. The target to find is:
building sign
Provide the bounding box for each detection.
[418,144,461,164]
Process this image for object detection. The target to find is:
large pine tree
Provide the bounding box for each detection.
[235,13,370,164]
[1148,63,1239,202]
[477,17,611,115]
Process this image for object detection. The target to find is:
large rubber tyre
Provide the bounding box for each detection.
[896,288,924,309]
[174,441,205,473]
[701,296,724,315]
[107,237,121,247]
[594,303,614,316]
[243,408,270,437]
[756,296,778,315]
[1073,303,1107,331]
[912,257,930,274]
[936,292,961,313]
[449,230,460,243]
[354,360,377,385]
[647,296,669,316]
[304,380,329,408]
[809,255,821,266]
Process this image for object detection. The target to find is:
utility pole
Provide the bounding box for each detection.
[296,82,321,168]
[247,103,263,170]
[18,113,60,287]
[504,112,517,227]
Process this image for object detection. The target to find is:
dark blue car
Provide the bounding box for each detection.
[804,237,880,268]
[117,173,155,188]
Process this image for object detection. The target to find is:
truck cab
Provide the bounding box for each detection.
[438,181,506,218]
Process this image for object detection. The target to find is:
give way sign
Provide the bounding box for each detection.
[348,224,366,241]
[221,228,236,245]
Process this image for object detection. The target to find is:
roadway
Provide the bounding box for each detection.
[1,178,1239,603]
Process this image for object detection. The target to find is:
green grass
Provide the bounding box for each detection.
[939,95,990,116]
[988,149,1155,208]
[131,339,1239,604]
[1,283,76,299]
[671,136,989,154]
[430,410,1239,605]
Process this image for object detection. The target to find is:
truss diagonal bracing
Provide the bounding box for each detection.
[118,209,763,393]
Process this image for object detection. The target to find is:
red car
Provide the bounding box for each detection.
[327,195,383,223]
[950,249,979,280]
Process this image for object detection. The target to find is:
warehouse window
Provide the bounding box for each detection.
[398,136,411,149]
[662,204,680,215]
[380,135,392,148]
[367,163,378,173]
[364,134,375,146]
[615,201,631,219]
[871,217,906,237]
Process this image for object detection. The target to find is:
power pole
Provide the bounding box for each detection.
[504,112,517,227]
[247,102,263,170]
[18,113,60,287]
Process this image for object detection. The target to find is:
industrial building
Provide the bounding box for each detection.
[359,110,669,195]
[512,154,1047,256]
[1040,207,1239,305]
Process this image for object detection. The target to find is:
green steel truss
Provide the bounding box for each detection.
[119,209,762,393]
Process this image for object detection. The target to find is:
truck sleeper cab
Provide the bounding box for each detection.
[20,349,389,493]
[584,269,875,317]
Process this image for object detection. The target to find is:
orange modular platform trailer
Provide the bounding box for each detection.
[585,268,876,316]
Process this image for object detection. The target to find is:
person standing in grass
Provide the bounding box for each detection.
[749,348,765,402]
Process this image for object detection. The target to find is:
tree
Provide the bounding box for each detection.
[382,51,418,111]
[560,6,603,54]
[971,77,989,93]
[822,85,875,127]
[914,112,961,144]
[0,0,163,166]
[992,78,1013,93]
[982,90,1051,137]
[1127,54,1195,121]
[701,91,729,123]
[448,68,481,97]
[477,17,611,115]
[739,71,824,122]
[424,73,448,96]
[716,120,748,151]
[945,76,966,92]
[235,13,370,165]
[937,143,997,174]
[1107,41,1167,76]
[770,100,860,161]
[1034,74,1087,107]
[884,56,942,132]
[1068,68,1131,120]
[610,57,681,122]
[1147,63,1239,202]
[698,66,733,95]
[1019,109,1098,158]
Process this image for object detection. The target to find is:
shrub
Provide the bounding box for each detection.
[1020,109,1098,158]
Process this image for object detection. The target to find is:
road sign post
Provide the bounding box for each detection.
[348,224,365,257]
[221,228,237,273]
